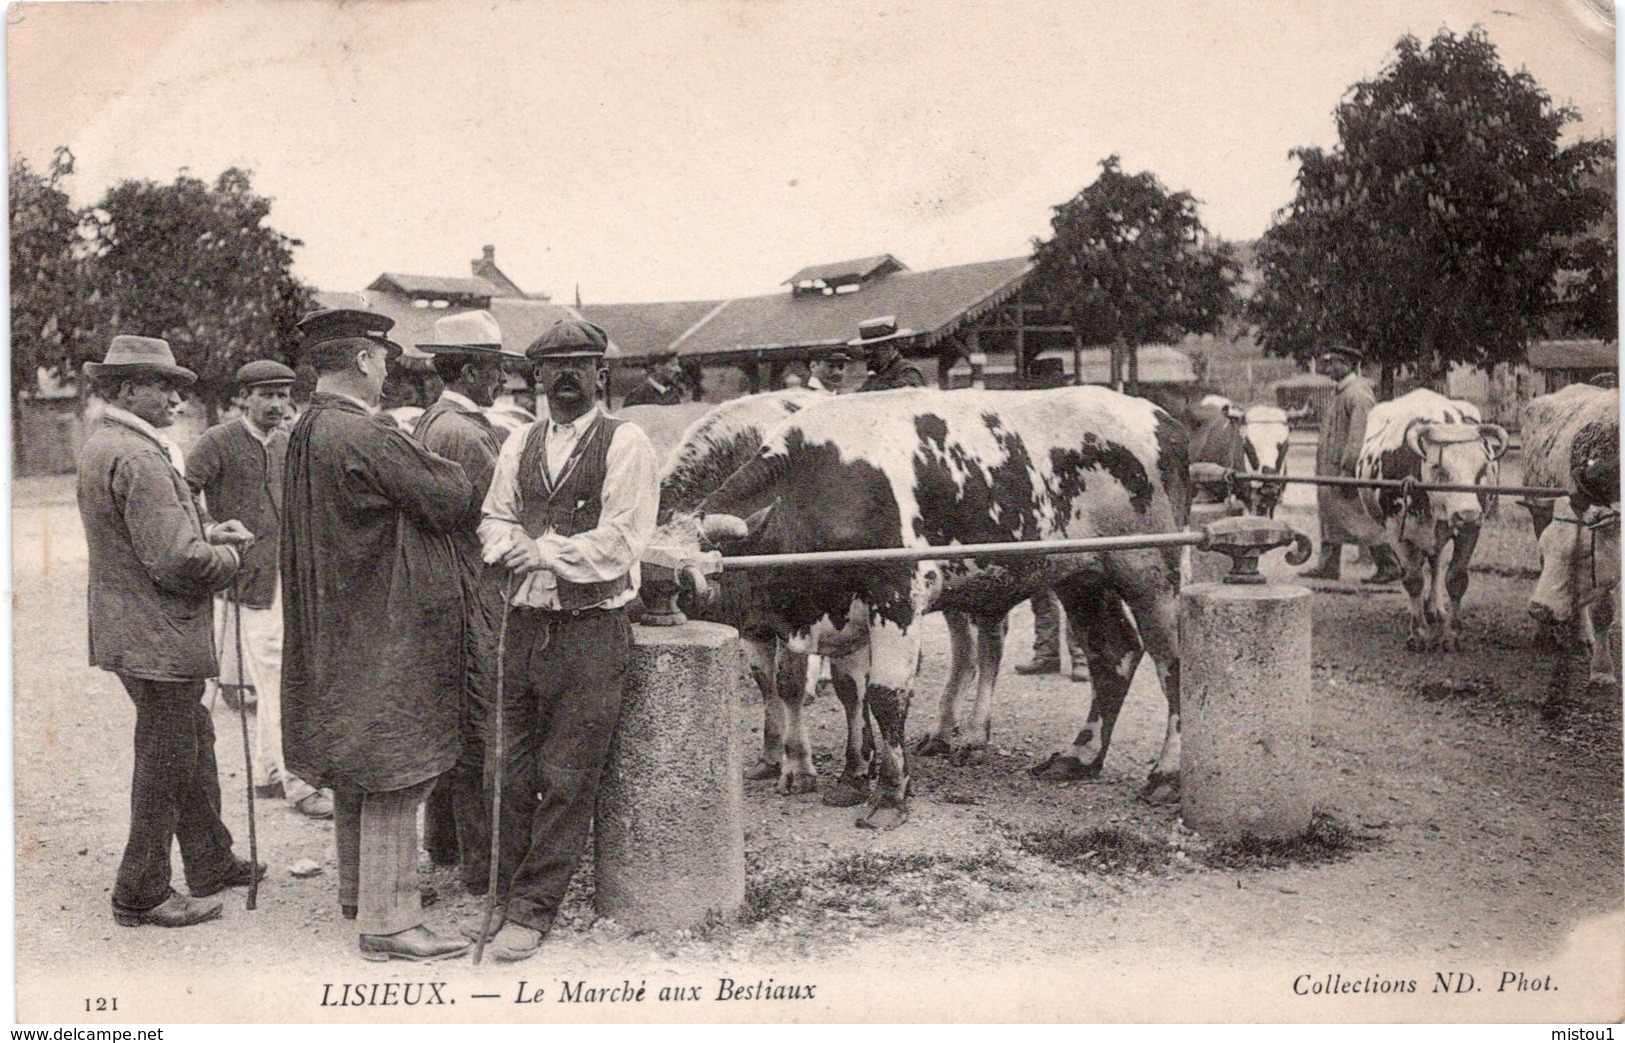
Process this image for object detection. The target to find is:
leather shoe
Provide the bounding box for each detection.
[358,925,469,963]
[293,791,334,819]
[190,857,267,898]
[1013,659,1060,676]
[461,909,505,943]
[114,890,222,928]
[489,921,544,962]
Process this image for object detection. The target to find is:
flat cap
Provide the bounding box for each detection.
[527,318,610,361]
[236,359,296,387]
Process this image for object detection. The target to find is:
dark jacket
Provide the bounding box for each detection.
[622,375,685,407]
[77,413,240,681]
[185,418,286,608]
[859,355,926,392]
[281,394,474,792]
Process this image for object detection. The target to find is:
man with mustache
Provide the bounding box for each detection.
[472,318,659,962]
[186,360,333,820]
[77,335,261,928]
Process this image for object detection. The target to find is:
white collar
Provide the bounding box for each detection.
[548,405,599,438]
[439,388,481,412]
[240,415,275,444]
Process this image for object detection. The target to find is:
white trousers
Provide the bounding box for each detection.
[214,583,315,803]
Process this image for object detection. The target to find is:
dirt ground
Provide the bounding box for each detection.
[11,442,1623,1023]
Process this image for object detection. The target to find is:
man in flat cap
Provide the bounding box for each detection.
[412,310,509,897]
[1301,342,1403,584]
[852,316,926,392]
[622,349,686,407]
[77,335,262,928]
[187,360,332,821]
[279,309,474,961]
[472,318,659,962]
[807,347,854,394]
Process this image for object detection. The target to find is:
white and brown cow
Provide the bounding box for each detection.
[1357,388,1509,651]
[1523,384,1620,688]
[669,386,1192,829]
[1241,405,1293,517]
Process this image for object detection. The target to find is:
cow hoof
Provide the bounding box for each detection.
[778,772,817,796]
[1029,753,1096,782]
[855,797,909,831]
[915,734,954,758]
[951,744,989,767]
[821,774,871,808]
[1139,773,1180,806]
[744,759,780,782]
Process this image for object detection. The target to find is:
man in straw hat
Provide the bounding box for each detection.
[77,335,263,928]
[851,315,926,392]
[471,318,659,962]
[412,310,510,897]
[1300,342,1403,584]
[279,309,474,961]
[186,359,333,821]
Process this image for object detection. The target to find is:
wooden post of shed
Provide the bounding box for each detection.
[1128,342,1141,395]
[1072,332,1084,387]
[1013,304,1027,384]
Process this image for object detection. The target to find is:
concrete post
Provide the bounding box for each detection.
[1179,581,1314,840]
[1186,502,1238,586]
[594,620,745,929]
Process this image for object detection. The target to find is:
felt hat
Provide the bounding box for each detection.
[847,315,916,348]
[235,359,296,388]
[418,310,506,357]
[83,336,197,386]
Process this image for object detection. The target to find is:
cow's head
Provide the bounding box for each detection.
[1403,421,1508,529]
[1240,406,1292,517]
[1530,498,1621,629]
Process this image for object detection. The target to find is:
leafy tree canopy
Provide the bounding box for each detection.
[10,147,86,400]
[1249,27,1613,389]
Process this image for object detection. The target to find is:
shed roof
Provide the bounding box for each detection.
[310,291,616,360]
[367,273,505,300]
[783,254,908,286]
[1528,339,1618,371]
[674,256,1032,360]
[580,300,726,361]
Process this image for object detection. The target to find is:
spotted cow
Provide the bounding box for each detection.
[1241,405,1292,517]
[1523,384,1620,688]
[670,386,1191,829]
[1356,389,1509,651]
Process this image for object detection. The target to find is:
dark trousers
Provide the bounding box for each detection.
[425,735,490,889]
[496,607,631,932]
[112,676,237,912]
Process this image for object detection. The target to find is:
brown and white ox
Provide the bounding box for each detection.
[1357,389,1508,652]
[1523,384,1620,689]
[1185,397,1291,516]
[665,386,1192,829]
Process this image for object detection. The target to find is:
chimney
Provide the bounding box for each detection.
[482,245,495,263]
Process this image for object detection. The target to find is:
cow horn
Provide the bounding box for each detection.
[1479,423,1510,461]
[701,513,749,543]
[1405,421,1432,459]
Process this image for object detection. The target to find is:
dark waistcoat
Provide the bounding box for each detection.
[516,414,629,610]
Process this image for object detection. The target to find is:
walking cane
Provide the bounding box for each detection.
[231,573,260,911]
[474,574,519,965]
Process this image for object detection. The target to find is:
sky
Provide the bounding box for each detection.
[5,0,1616,304]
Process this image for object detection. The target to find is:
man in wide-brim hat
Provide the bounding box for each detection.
[1300,342,1403,585]
[77,335,263,929]
[851,316,926,392]
[279,308,475,962]
[411,310,510,895]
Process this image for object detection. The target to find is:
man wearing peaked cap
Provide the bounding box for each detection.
[412,311,509,894]
[77,335,263,928]
[295,308,406,365]
[1301,341,1402,585]
[186,358,333,821]
[280,307,476,962]
[471,314,659,962]
[808,347,853,394]
[851,316,925,392]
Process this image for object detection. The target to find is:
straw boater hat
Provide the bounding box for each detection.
[235,360,296,388]
[847,315,916,348]
[417,310,506,357]
[1317,343,1364,364]
[83,336,198,386]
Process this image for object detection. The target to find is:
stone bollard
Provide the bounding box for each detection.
[594,620,745,929]
[1186,501,1238,586]
[1180,517,1315,841]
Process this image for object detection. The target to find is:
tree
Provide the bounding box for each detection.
[1249,28,1614,396]
[10,147,88,407]
[1561,146,1617,342]
[79,167,313,414]
[1029,155,1238,391]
